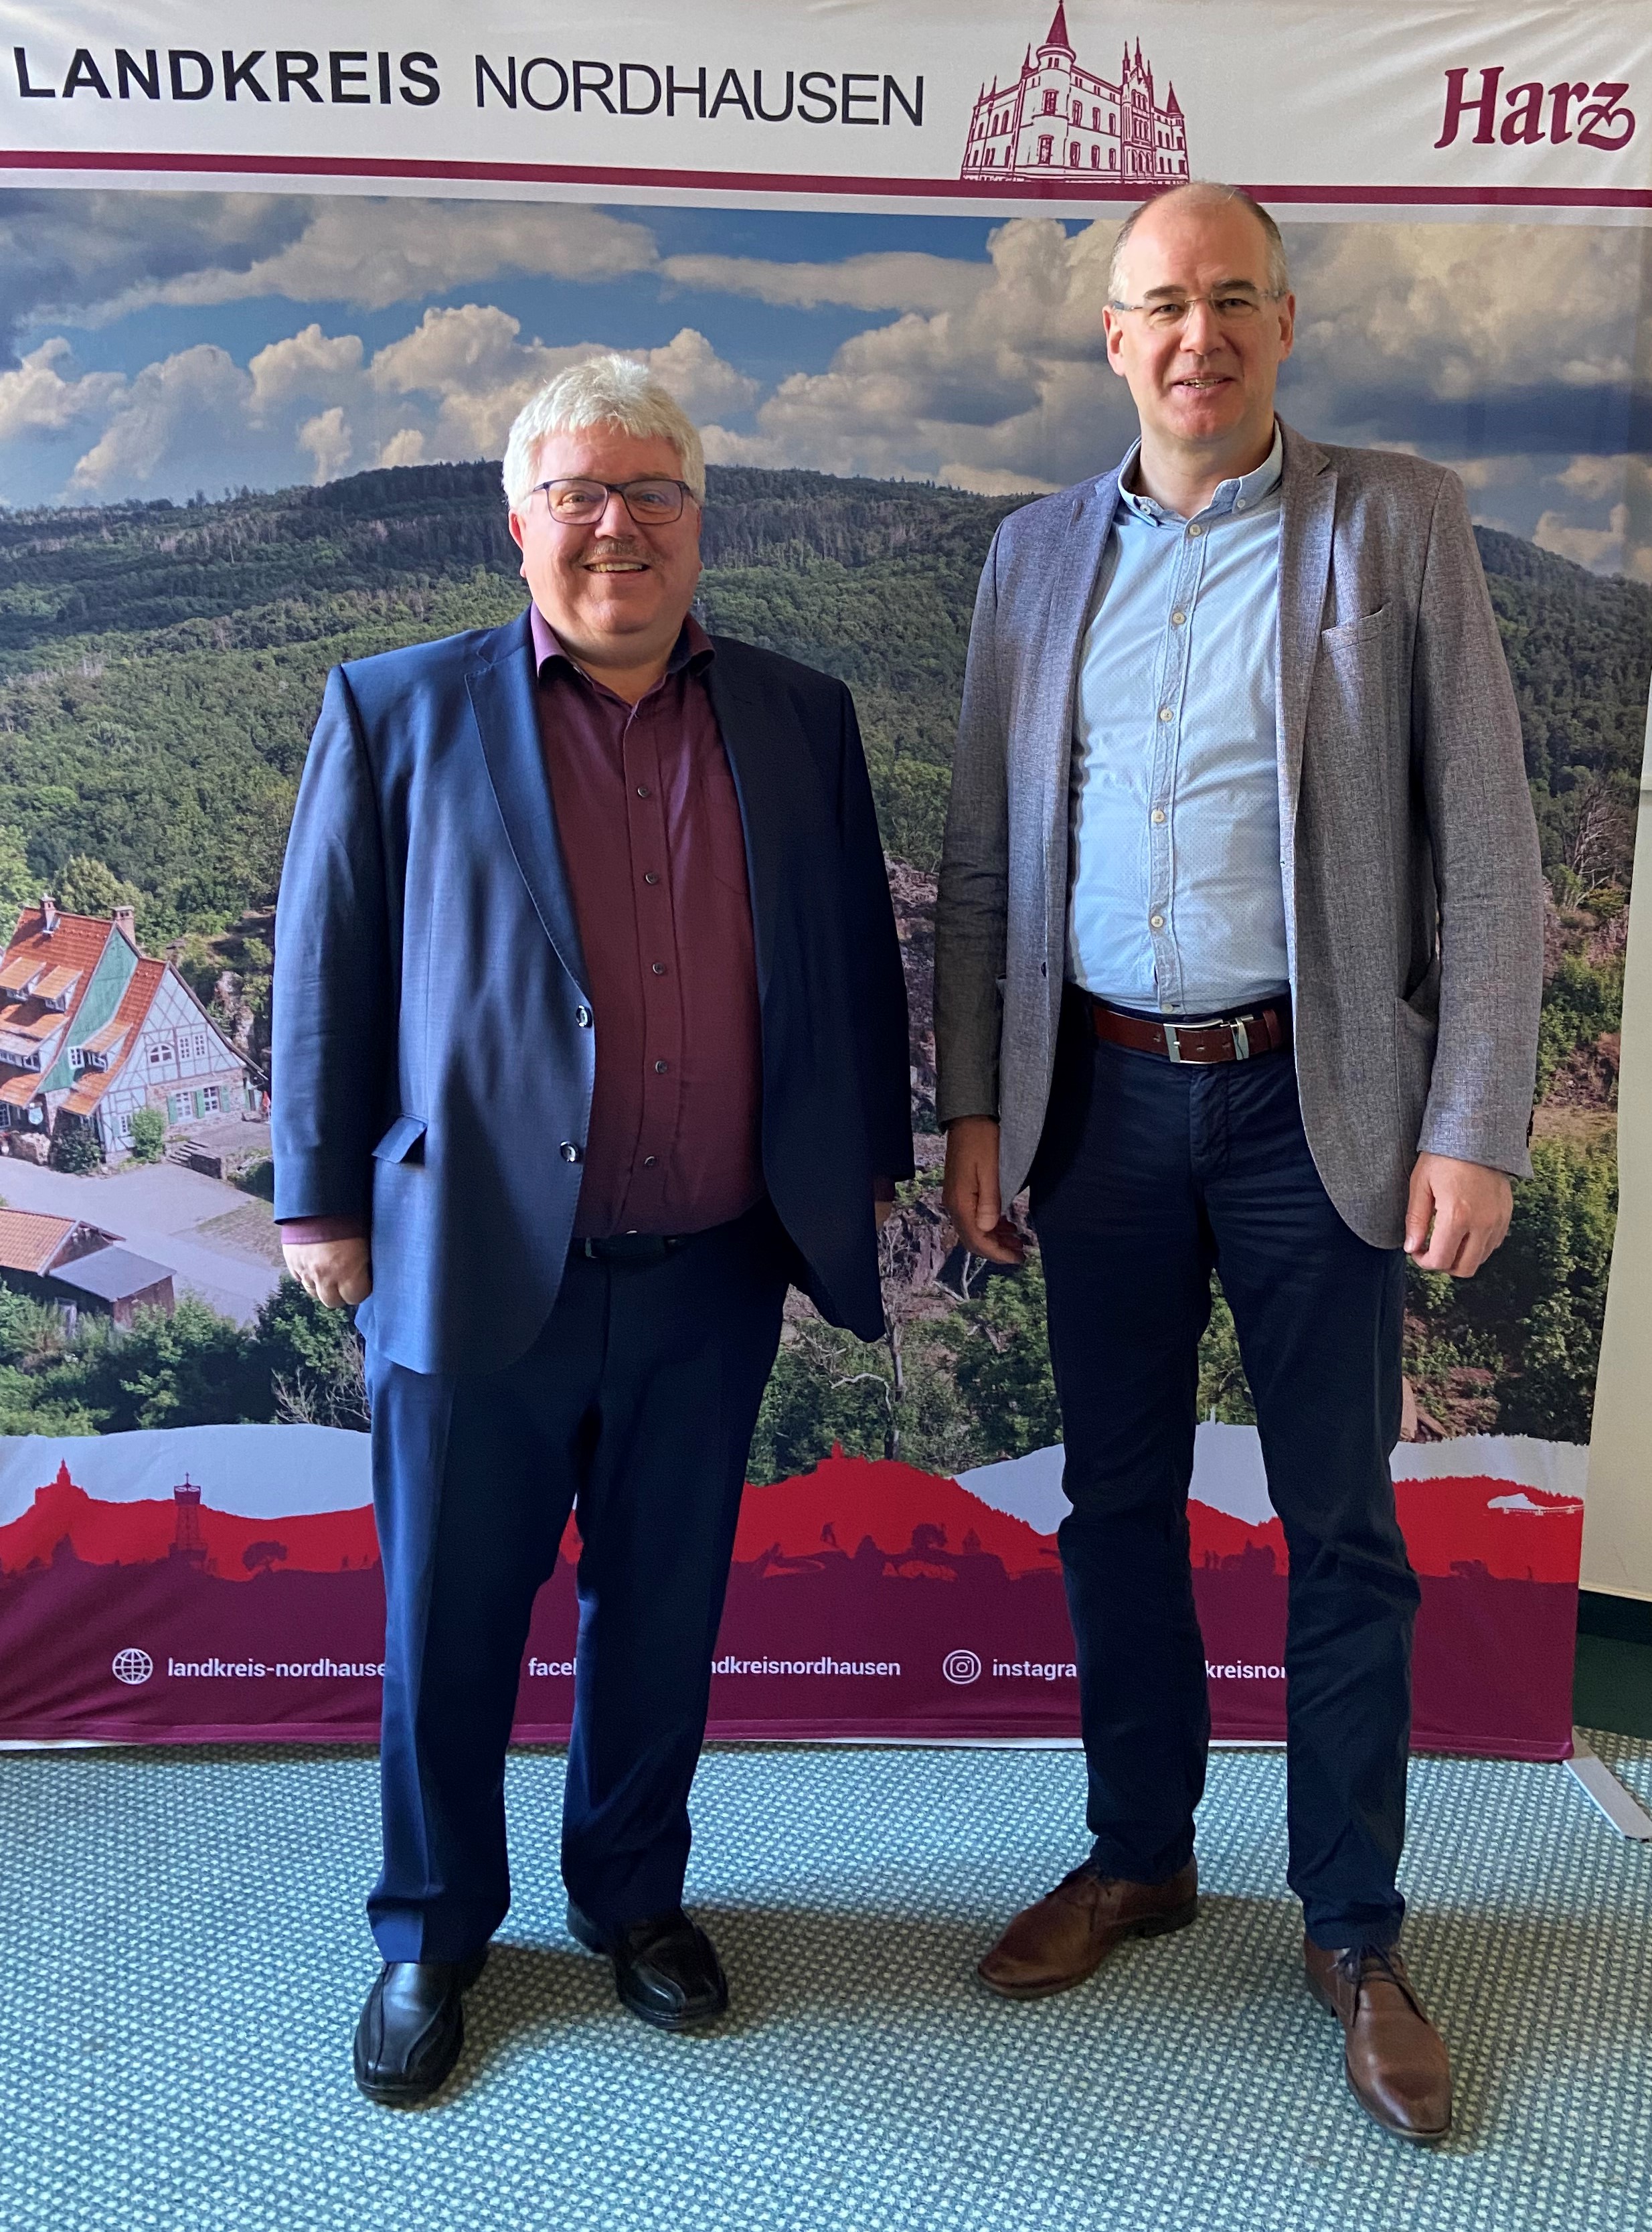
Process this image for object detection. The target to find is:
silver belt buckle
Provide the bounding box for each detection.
[1163,1020,1183,1063]
[1231,1017,1251,1061]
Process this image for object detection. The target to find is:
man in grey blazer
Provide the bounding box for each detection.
[935,181,1542,2142]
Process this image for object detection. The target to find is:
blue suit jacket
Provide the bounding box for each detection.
[272,608,914,1375]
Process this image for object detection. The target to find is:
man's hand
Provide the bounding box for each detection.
[282,1237,374,1308]
[942,1116,1025,1264]
[1404,1153,1512,1277]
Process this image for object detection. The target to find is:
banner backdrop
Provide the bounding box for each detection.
[1,0,1649,1749]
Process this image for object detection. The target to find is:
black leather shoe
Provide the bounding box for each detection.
[567,1900,729,2031]
[353,1951,488,2105]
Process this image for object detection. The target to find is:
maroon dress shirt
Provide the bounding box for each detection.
[280,606,765,1246]
[531,606,764,1239]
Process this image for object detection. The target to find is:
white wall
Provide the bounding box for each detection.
[1584,717,1652,1601]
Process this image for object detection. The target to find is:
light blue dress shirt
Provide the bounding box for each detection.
[1068,422,1289,1017]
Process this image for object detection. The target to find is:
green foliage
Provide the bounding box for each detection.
[32,1295,248,1431]
[1,469,1637,941]
[248,1273,357,1380]
[1483,527,1652,824]
[946,1255,1063,1460]
[0,462,1637,1456]
[1197,1281,1256,1425]
[126,1106,167,1163]
[749,1319,905,1483]
[1410,1138,1619,1441]
[0,819,35,947]
[1536,951,1624,1097]
[53,853,143,919]
[48,1124,102,1173]
[0,1287,74,1371]
[0,1271,366,1433]
[1488,1139,1619,1439]
[749,1257,1059,1483]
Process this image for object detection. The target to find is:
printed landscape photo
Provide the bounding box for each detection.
[2,185,1644,1746]
[0,191,1643,1457]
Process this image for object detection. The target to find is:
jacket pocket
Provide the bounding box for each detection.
[371,1115,427,1164]
[1394,996,1437,1147]
[1321,603,1393,651]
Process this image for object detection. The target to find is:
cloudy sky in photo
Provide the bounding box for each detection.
[1,189,1649,579]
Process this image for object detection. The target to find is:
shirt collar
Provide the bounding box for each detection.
[1114,418,1284,526]
[529,603,714,685]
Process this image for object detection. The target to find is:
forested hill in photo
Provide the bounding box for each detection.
[0,457,1645,1451]
[0,461,1648,927]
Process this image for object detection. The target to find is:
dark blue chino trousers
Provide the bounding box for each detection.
[1029,989,1418,1951]
[363,1203,789,1963]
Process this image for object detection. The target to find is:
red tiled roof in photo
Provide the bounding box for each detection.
[30,965,83,1004]
[0,910,115,1092]
[0,1004,68,1043]
[0,1208,80,1275]
[58,958,166,1114]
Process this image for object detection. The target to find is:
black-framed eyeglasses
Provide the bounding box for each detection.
[531,477,697,526]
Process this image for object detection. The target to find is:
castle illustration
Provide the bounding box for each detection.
[960,5,1189,185]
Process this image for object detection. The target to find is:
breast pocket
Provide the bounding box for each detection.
[1300,605,1403,937]
[1320,603,1394,652]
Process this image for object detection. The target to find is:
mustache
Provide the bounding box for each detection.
[580,537,653,562]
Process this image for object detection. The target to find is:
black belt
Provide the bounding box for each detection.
[575,1233,687,1263]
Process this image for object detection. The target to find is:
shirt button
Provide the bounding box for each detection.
[1151,808,1166,824]
[574,1005,591,1028]
[636,784,651,799]
[1187,523,1204,538]
[1149,913,1165,930]
[651,962,667,977]
[655,1059,669,1074]
[559,1141,582,1163]
[642,1155,657,1168]
[1235,497,1246,511]
[1171,610,1186,626]
[1158,706,1173,722]
[643,872,660,886]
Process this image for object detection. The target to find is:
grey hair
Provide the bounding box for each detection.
[501,353,706,509]
[1107,180,1290,303]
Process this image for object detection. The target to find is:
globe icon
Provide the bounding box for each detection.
[111,1648,154,1686]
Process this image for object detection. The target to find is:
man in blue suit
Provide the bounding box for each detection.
[273,355,912,2103]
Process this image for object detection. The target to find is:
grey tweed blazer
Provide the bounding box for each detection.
[934,421,1544,1249]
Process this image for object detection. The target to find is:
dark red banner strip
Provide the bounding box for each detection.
[1,147,1649,208]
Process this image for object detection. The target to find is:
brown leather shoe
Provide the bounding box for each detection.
[1304,1939,1453,2142]
[977,1860,1198,1998]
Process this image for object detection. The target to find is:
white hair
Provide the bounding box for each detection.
[501,354,706,509]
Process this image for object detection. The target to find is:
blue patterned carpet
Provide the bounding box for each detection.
[3,1735,1649,2232]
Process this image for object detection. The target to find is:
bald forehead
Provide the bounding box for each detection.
[1114,193,1277,298]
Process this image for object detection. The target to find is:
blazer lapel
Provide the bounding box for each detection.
[1027,477,1118,1007]
[467,609,590,997]
[705,647,780,1000]
[1037,475,1117,811]
[1276,422,1337,846]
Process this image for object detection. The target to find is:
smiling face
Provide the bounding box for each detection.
[1102,193,1295,481]
[507,423,702,681]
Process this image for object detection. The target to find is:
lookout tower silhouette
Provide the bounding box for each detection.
[169,1474,207,1568]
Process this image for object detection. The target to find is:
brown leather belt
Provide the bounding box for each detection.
[1089,995,1291,1064]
